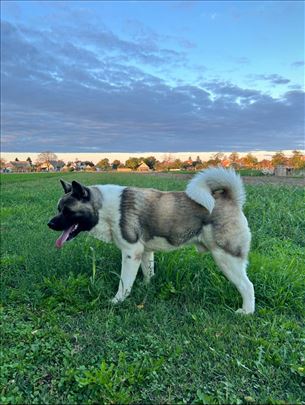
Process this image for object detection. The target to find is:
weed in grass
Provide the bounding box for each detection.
[87,246,101,302]
[71,352,164,404]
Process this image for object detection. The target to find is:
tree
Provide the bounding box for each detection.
[192,156,202,168]
[0,158,6,169]
[96,158,110,171]
[162,153,174,164]
[15,157,19,161]
[195,162,206,170]
[208,152,224,166]
[172,159,183,169]
[144,156,157,170]
[83,161,95,167]
[271,151,287,167]
[196,155,202,164]
[26,157,32,166]
[182,160,191,170]
[289,150,305,169]
[207,152,224,167]
[125,157,140,170]
[36,151,58,171]
[242,153,258,168]
[213,152,224,161]
[228,152,239,164]
[112,159,121,170]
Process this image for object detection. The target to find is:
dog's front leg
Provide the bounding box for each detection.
[111,247,143,304]
[141,251,154,284]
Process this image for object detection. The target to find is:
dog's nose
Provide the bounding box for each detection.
[48,220,56,229]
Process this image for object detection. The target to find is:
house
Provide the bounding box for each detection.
[258,159,274,175]
[137,162,150,172]
[117,167,132,172]
[61,164,72,172]
[257,159,273,169]
[4,161,31,172]
[63,160,84,171]
[221,159,231,168]
[84,164,96,172]
[72,161,95,171]
[51,160,65,171]
[274,165,293,177]
[3,162,14,172]
[75,161,86,171]
[37,160,65,172]
[38,162,55,172]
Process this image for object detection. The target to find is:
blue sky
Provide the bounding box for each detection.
[1,0,304,152]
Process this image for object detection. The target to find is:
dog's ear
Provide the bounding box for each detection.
[60,179,72,194]
[71,181,89,199]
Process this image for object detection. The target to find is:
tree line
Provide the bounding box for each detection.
[1,150,304,171]
[95,151,304,171]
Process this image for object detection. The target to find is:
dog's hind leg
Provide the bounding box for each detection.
[211,248,255,314]
[111,246,144,304]
[141,251,154,284]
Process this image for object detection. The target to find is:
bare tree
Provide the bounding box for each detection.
[36,151,58,171]
[162,153,174,163]
[228,152,239,164]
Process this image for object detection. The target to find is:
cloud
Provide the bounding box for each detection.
[203,81,260,98]
[291,60,305,68]
[252,74,291,85]
[232,56,250,65]
[1,18,304,152]
[123,18,196,50]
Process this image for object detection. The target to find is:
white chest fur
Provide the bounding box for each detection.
[89,185,125,244]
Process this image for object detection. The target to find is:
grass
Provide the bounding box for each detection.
[1,172,304,404]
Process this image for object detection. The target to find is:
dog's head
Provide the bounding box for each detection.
[48,180,99,248]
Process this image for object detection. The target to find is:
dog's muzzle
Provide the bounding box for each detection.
[48,219,56,229]
[48,217,63,231]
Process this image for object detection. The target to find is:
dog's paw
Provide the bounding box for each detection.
[110,296,122,305]
[235,308,254,315]
[143,276,153,285]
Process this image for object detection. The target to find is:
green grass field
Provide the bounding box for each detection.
[1,172,304,404]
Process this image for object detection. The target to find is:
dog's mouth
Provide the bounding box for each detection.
[55,224,80,248]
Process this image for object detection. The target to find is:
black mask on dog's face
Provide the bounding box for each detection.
[48,180,99,248]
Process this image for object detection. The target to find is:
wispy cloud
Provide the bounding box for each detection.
[232,56,251,65]
[291,60,305,68]
[250,74,291,85]
[123,18,196,50]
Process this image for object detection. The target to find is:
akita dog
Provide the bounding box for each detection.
[48,168,254,313]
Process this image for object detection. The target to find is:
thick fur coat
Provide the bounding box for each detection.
[48,168,254,313]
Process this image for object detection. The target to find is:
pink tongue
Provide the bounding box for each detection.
[55,225,76,249]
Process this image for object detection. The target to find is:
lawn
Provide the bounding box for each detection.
[1,172,304,404]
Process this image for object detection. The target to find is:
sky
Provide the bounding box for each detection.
[1,0,304,153]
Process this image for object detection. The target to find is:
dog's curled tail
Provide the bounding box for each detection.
[185,167,246,214]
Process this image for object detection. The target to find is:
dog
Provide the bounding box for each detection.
[48,168,254,314]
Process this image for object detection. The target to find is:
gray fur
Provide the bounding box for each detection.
[119,186,246,258]
[120,188,211,246]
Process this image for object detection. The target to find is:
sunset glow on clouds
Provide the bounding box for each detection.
[1,1,304,152]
